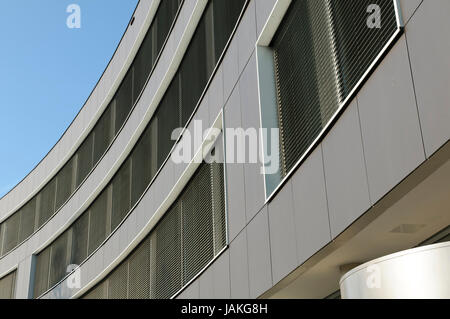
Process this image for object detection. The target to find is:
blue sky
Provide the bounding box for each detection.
[0,0,138,197]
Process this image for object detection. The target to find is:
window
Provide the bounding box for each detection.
[0,270,16,299]
[261,0,401,197]
[32,0,246,298]
[0,0,183,258]
[82,161,226,299]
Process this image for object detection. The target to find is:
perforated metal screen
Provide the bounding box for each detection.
[272,0,399,178]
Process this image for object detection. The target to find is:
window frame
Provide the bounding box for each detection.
[256,0,404,202]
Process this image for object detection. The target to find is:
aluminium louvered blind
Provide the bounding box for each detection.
[0,270,16,299]
[272,0,399,178]
[82,161,226,299]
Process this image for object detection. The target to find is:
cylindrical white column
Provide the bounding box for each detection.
[340,242,450,299]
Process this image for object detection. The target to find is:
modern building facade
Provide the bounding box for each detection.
[0,0,449,299]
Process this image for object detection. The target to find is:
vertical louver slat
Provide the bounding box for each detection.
[272,0,398,179]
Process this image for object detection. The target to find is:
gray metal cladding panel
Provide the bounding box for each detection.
[37,177,56,228]
[128,238,151,299]
[75,133,94,188]
[93,104,114,165]
[114,69,133,135]
[112,159,132,231]
[71,212,89,266]
[108,261,128,299]
[34,247,51,298]
[2,211,20,255]
[0,271,16,299]
[49,231,69,288]
[88,188,110,255]
[18,197,37,243]
[55,157,75,211]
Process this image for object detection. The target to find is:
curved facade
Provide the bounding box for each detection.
[1,0,449,299]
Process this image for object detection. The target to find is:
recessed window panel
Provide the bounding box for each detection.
[34,248,50,298]
[108,261,128,299]
[131,126,153,207]
[152,203,182,299]
[212,0,247,61]
[111,159,131,230]
[55,157,75,210]
[83,161,227,299]
[156,76,181,168]
[70,212,89,266]
[88,188,111,255]
[128,238,151,299]
[93,104,114,164]
[75,133,94,188]
[18,197,37,243]
[181,164,214,283]
[114,70,133,134]
[180,16,208,126]
[2,213,20,255]
[37,177,57,228]
[0,271,16,299]
[49,231,69,288]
